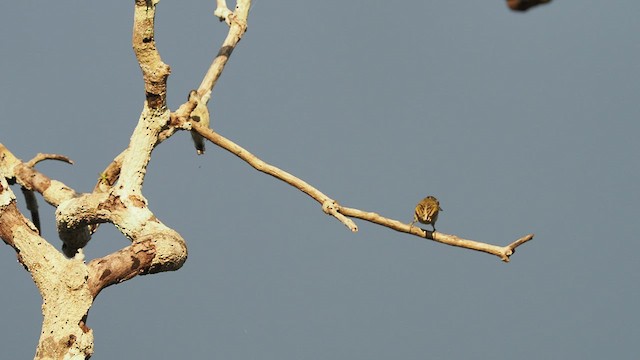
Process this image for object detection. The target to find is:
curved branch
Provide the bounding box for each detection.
[0,143,79,207]
[186,124,533,261]
[26,153,74,167]
[0,180,95,359]
[86,229,186,298]
[19,153,74,233]
[190,122,358,231]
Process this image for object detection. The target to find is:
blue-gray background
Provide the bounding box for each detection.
[1,1,638,358]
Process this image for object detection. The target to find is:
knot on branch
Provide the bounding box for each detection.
[322,200,338,214]
[148,230,188,274]
[322,200,358,232]
[214,7,233,24]
[214,4,248,30]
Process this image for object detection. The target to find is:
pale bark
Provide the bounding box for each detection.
[0,0,542,358]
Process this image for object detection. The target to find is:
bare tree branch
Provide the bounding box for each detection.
[0,144,79,207]
[340,206,533,262]
[189,121,359,231]
[25,153,74,168]
[132,0,170,109]
[0,177,95,359]
[0,0,542,357]
[186,122,533,261]
[20,153,75,234]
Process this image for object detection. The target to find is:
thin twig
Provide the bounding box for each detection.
[340,205,533,262]
[25,153,74,168]
[199,0,251,100]
[191,122,358,231]
[188,123,533,260]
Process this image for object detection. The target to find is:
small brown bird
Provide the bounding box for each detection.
[409,196,443,231]
[189,90,210,155]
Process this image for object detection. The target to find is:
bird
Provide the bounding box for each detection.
[409,196,443,231]
[189,90,210,155]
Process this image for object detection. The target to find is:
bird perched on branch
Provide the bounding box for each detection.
[409,196,442,231]
[189,90,210,155]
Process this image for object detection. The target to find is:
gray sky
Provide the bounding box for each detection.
[1,1,639,358]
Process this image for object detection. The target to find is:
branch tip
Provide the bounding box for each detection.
[26,153,74,168]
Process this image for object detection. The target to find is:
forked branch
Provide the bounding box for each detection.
[186,122,533,262]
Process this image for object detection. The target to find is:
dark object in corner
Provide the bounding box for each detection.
[506,0,552,12]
